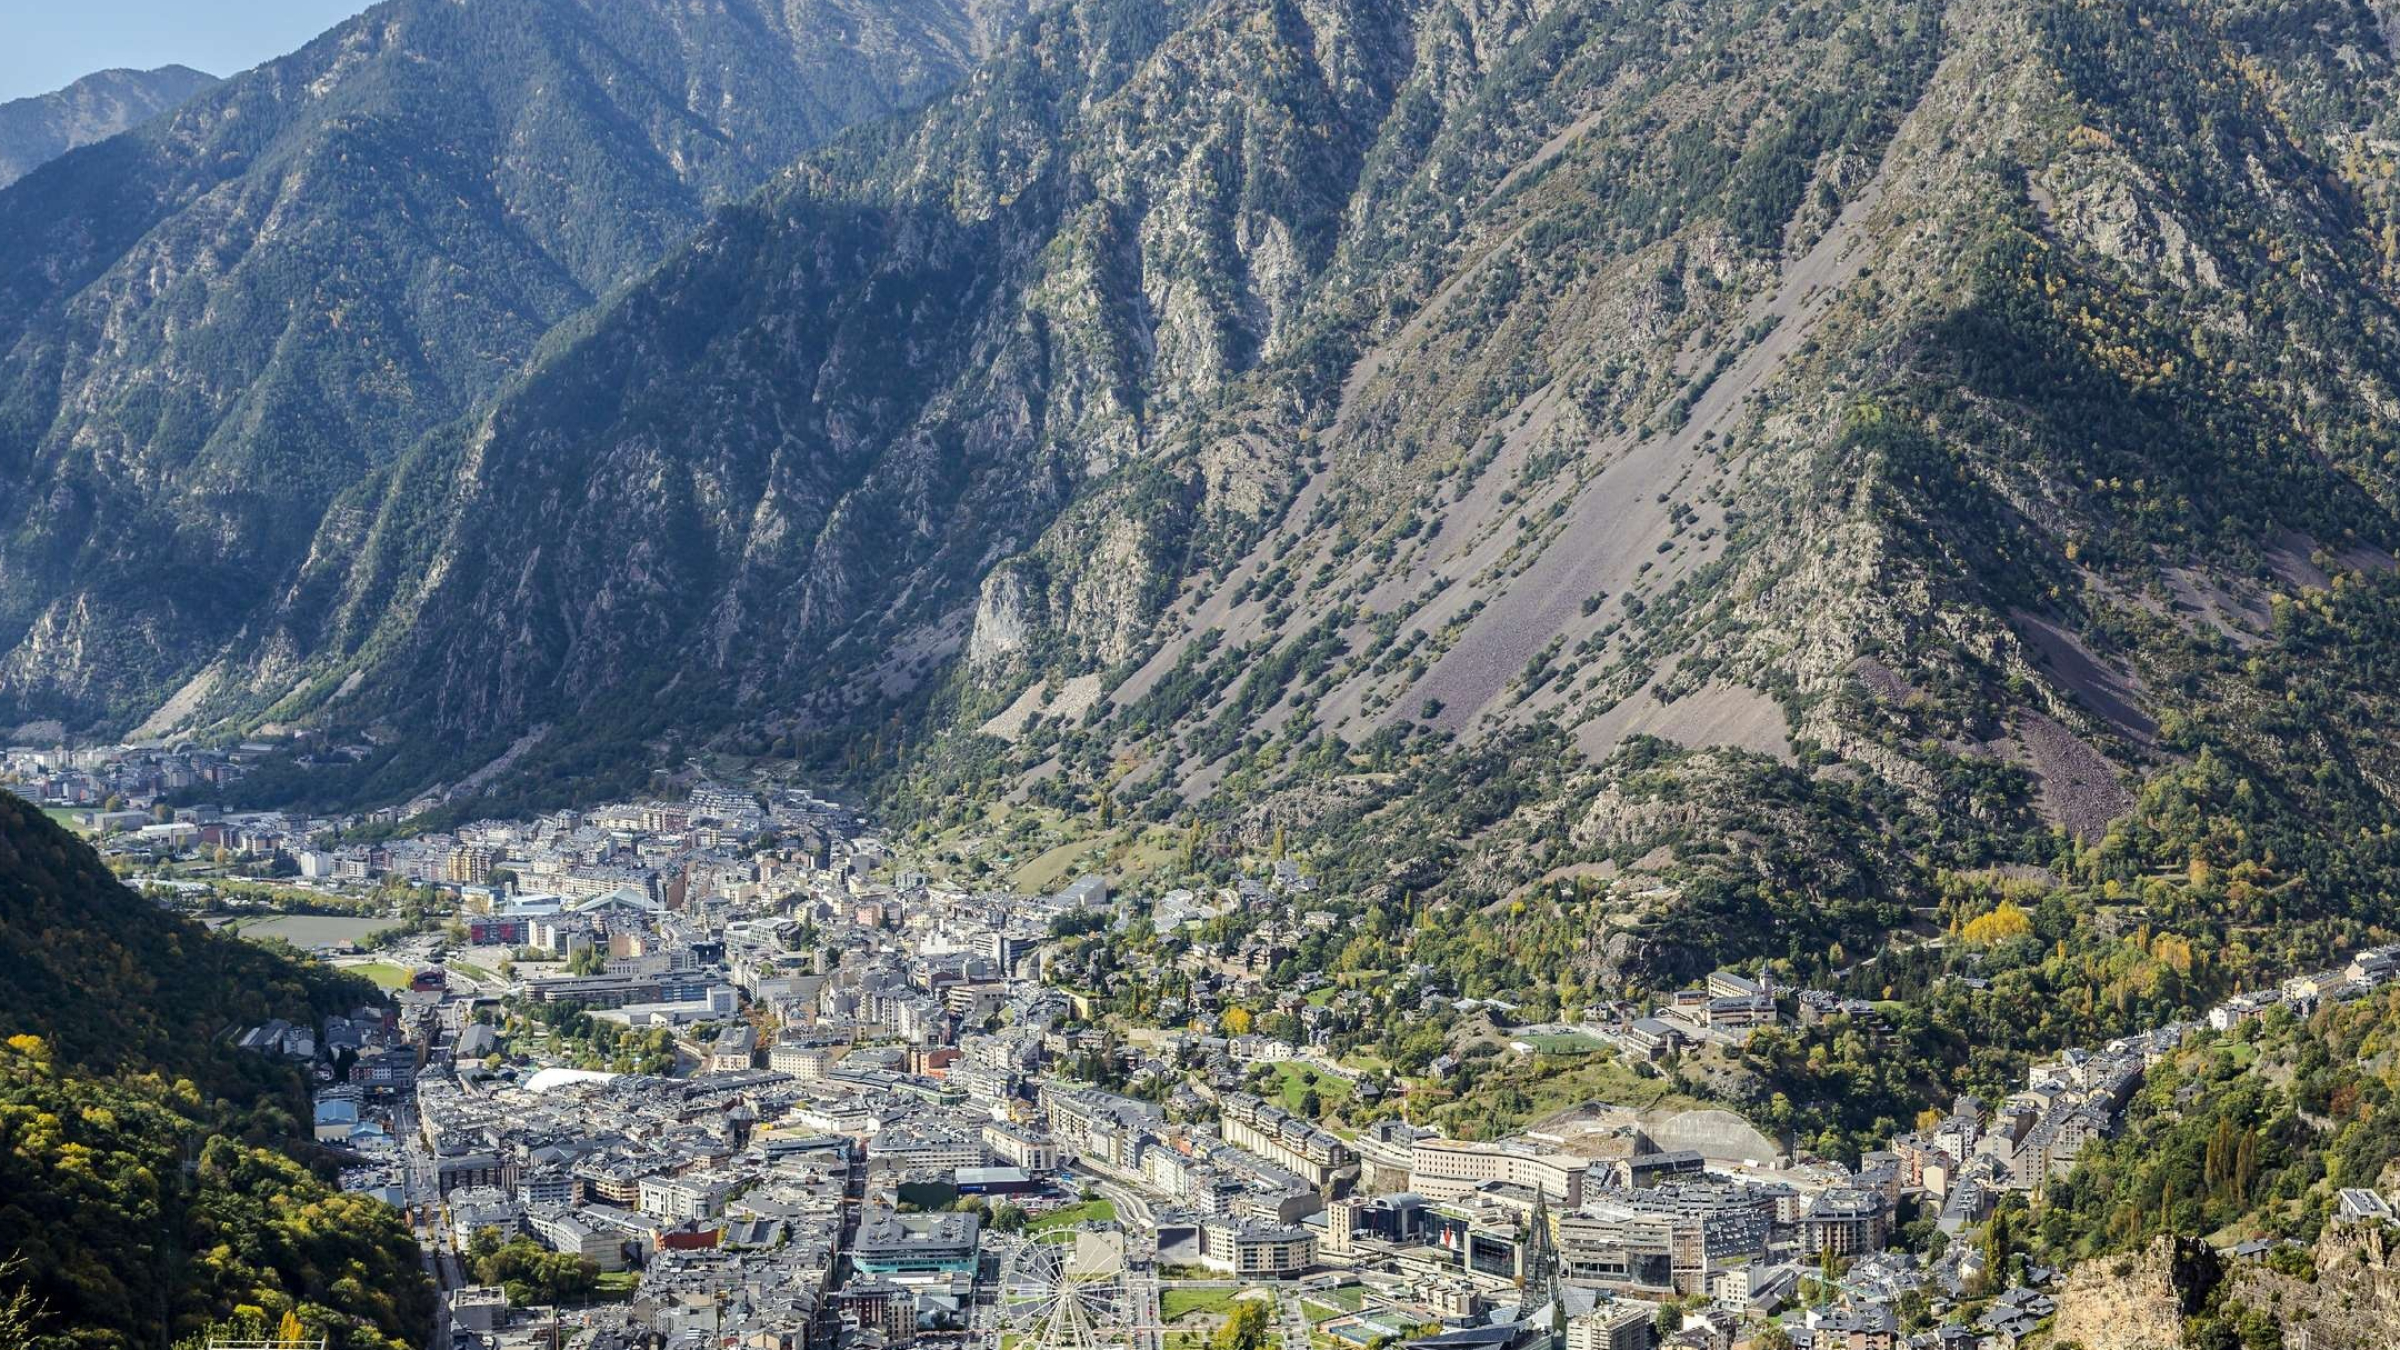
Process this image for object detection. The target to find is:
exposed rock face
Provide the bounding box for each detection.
[2052,1236,2218,1350]
[190,0,1438,751]
[2225,1226,2400,1350]
[7,0,2400,915]
[0,65,216,188]
[970,565,1043,672]
[2056,1227,2400,1350]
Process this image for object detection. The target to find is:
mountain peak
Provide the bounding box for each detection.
[0,62,218,187]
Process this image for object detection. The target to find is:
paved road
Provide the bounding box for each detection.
[1124,1263,1162,1350]
[1080,1171,1157,1231]
[1274,1289,1311,1350]
[396,1093,462,1350]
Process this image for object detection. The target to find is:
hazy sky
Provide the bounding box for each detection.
[2,1,372,103]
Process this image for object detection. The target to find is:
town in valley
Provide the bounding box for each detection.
[11,742,2398,1350]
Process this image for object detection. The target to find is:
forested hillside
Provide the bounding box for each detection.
[2037,989,2400,1349]
[0,795,430,1350]
[2040,990,2400,1261]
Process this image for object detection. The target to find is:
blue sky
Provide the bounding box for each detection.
[2,1,372,103]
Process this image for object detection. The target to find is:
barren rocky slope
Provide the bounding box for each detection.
[2052,1223,2400,1350]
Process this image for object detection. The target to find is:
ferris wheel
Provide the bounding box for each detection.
[993,1237,1129,1350]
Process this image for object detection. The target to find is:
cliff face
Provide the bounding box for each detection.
[2051,1236,2218,1350]
[188,0,1899,758]
[2054,1227,2400,1350]
[194,0,1443,761]
[907,0,2400,946]
[0,65,216,188]
[0,0,1019,731]
[2224,1226,2400,1350]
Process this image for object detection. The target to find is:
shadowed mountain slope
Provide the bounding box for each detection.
[0,0,1023,730]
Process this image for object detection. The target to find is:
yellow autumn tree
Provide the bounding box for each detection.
[1960,901,2033,946]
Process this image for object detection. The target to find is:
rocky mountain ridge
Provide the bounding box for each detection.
[0,64,216,188]
[2052,1215,2400,1349]
[0,0,1023,732]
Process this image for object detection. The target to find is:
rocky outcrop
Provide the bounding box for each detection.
[2051,1236,2219,1350]
[2225,1226,2400,1350]
[192,0,1430,751]
[2054,1227,2400,1350]
[3,0,2400,894]
[0,0,1019,732]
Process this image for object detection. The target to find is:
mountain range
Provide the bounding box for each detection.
[6,0,2400,980]
[0,64,217,188]
[8,0,2400,1335]
[0,0,1021,737]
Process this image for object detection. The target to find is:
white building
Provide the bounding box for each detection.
[526,1207,627,1270]
[638,1175,729,1222]
[983,1121,1059,1172]
[1200,1218,1316,1277]
[1408,1137,1585,1206]
[1564,1306,1654,1350]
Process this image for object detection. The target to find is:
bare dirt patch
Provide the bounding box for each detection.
[1573,680,1794,764]
[128,664,223,741]
[980,674,1104,744]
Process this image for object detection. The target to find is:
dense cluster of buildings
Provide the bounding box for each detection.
[3,740,260,808]
[204,753,2400,1350]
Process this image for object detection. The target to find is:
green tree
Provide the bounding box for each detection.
[1979,1208,2016,1295]
[471,1237,598,1307]
[1213,1300,1271,1350]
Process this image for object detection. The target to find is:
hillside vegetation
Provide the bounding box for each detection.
[2038,987,2400,1350]
[0,794,431,1350]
